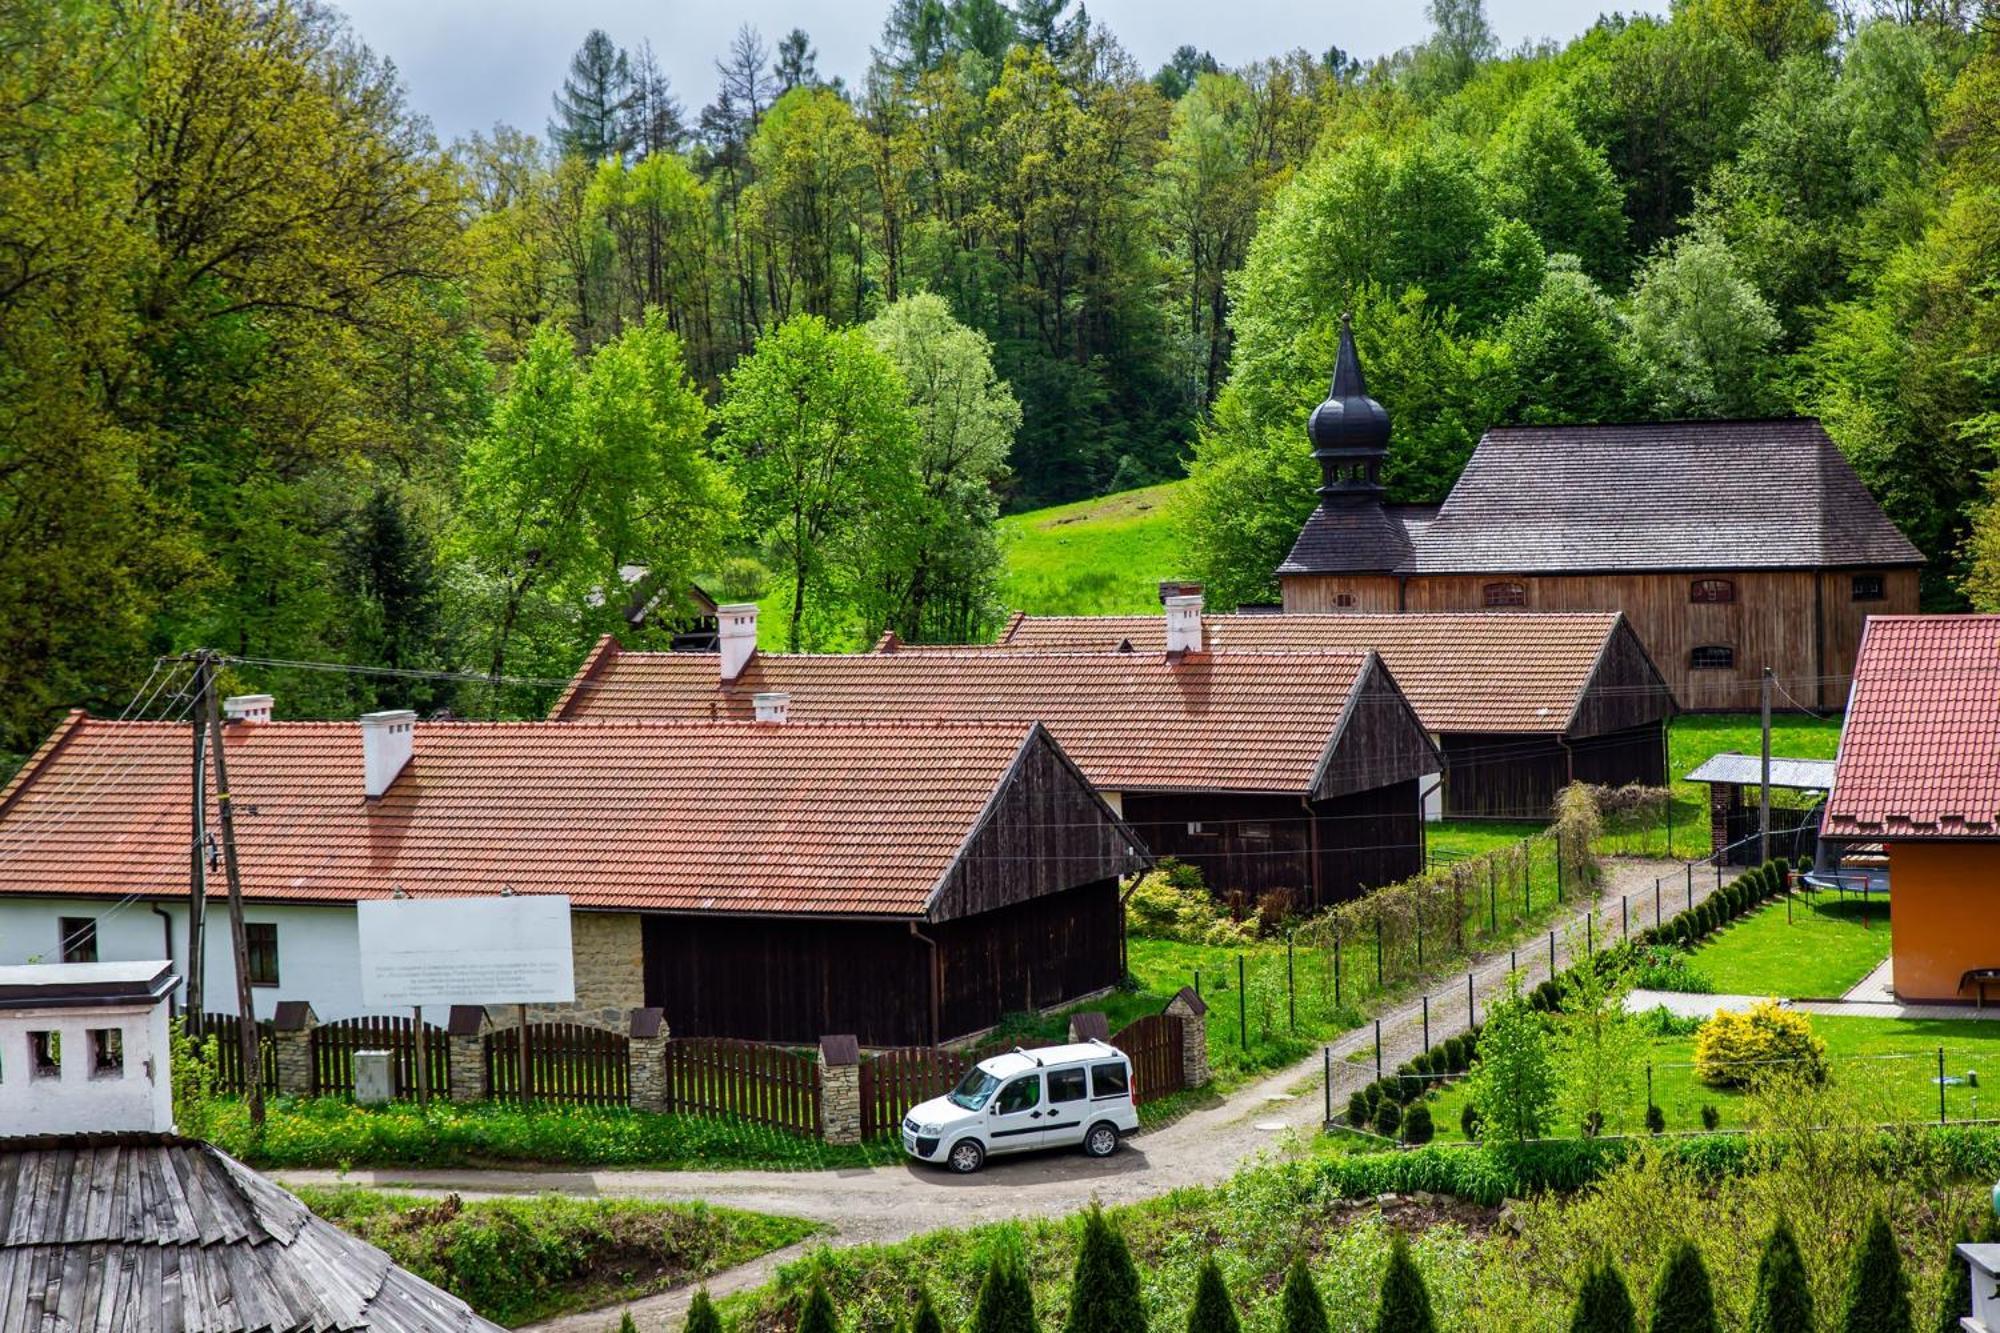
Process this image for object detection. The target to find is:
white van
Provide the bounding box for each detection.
[900,1040,1140,1173]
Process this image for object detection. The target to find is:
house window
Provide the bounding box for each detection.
[1482,581,1526,608]
[89,1028,123,1078]
[1690,645,1735,671]
[1238,822,1272,841]
[245,923,279,986]
[1333,592,1356,608]
[58,917,97,964]
[29,1031,60,1080]
[1690,578,1736,604]
[1852,574,1885,602]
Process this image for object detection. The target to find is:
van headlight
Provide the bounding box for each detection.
[919,1123,942,1136]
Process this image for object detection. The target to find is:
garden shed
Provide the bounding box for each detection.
[1685,751,1833,866]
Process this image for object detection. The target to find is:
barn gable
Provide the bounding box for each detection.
[1312,653,1442,801]
[1566,616,1677,739]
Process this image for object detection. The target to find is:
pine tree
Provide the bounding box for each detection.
[686,1290,722,1333]
[1280,1258,1329,1333]
[1064,1206,1143,1333]
[913,1289,946,1333]
[1374,1234,1435,1333]
[619,1315,639,1333]
[971,1251,1037,1333]
[799,1280,838,1333]
[774,29,819,91]
[1568,1255,1636,1333]
[1648,1241,1721,1333]
[1840,1212,1913,1333]
[1187,1257,1239,1333]
[1747,1220,1813,1333]
[549,29,634,162]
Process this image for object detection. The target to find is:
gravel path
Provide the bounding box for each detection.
[274,857,1716,1333]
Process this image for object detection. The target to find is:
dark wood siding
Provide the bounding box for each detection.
[1441,733,1569,821]
[1315,657,1442,800]
[1122,791,1315,905]
[1569,721,1668,790]
[1569,619,1676,738]
[641,880,1123,1046]
[1315,778,1423,901]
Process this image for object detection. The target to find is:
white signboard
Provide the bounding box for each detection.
[358,896,576,1008]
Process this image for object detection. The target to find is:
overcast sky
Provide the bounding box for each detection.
[329,1,1665,146]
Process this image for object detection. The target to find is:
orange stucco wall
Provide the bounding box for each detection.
[1887,841,2000,1001]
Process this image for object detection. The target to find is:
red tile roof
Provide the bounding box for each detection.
[1824,616,2000,839]
[0,713,1098,916]
[987,612,1665,735]
[555,646,1437,795]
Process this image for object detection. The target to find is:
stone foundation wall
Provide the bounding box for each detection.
[524,911,644,1030]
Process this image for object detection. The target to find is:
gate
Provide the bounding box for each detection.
[312,1015,450,1099]
[662,1038,821,1136]
[485,1022,629,1106]
[1111,1013,1184,1106]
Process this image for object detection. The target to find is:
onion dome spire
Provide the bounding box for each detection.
[1307,313,1391,505]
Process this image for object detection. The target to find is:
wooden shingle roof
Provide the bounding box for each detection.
[0,715,1127,918]
[555,646,1442,798]
[0,1136,503,1331]
[1824,616,2000,840]
[986,612,1672,737]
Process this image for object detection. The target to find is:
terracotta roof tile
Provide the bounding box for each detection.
[555,650,1423,794]
[0,718,1057,916]
[1824,615,2000,839]
[989,612,1657,735]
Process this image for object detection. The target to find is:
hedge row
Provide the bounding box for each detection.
[1345,1028,1482,1140]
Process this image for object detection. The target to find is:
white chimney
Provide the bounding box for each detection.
[753,691,790,723]
[1165,593,1204,654]
[360,709,416,799]
[223,693,273,724]
[718,603,759,681]
[0,960,177,1137]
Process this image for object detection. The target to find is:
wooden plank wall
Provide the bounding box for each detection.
[933,879,1122,1040]
[1314,777,1424,899]
[1279,575,1403,612]
[1120,791,1317,905]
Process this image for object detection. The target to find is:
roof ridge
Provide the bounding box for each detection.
[1482,415,1824,434]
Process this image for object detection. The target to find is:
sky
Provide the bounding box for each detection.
[329,0,1667,146]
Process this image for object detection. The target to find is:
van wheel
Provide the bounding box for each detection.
[1083,1122,1120,1158]
[947,1139,985,1173]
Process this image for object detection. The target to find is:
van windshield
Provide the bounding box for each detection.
[947,1066,1002,1111]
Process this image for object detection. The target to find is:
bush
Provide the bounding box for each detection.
[1838,1211,1912,1333]
[1403,1104,1435,1145]
[1065,1205,1144,1333]
[1645,1103,1666,1135]
[1639,1006,1706,1038]
[799,1281,837,1333]
[1189,1256,1240,1333]
[1693,1001,1828,1089]
[1649,1240,1721,1333]
[1374,1233,1435,1333]
[1125,867,1254,946]
[1460,1103,1483,1142]
[1633,946,1714,994]
[1373,1100,1403,1138]
[1700,1104,1721,1131]
[1570,1254,1638,1333]
[1281,1257,1329,1333]
[1349,1091,1372,1126]
[1746,1220,1812,1333]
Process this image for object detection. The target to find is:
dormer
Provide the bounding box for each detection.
[0,959,178,1136]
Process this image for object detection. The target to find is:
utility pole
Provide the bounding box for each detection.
[1760,666,1773,867]
[202,651,265,1130]
[186,654,209,1030]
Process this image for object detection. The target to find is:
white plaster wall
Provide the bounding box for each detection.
[0,898,366,1021]
[0,999,172,1136]
[1100,790,1123,818]
[1421,777,1443,824]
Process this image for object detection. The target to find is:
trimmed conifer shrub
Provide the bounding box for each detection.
[1460,1103,1482,1141]
[913,1293,945,1333]
[1281,1258,1329,1333]
[799,1281,838,1333]
[1348,1090,1371,1125]
[1568,1254,1636,1333]
[1700,1105,1720,1131]
[687,1290,722,1333]
[1645,1103,1666,1135]
[1648,1240,1720,1333]
[1374,1234,1435,1333]
[1747,1219,1812,1333]
[618,1315,638,1333]
[1064,1205,1143,1333]
[1931,1229,1975,1333]
[1187,1257,1239,1333]
[1839,1211,1912,1333]
[971,1252,1036,1333]
[1373,1099,1402,1138]
[1403,1104,1434,1145]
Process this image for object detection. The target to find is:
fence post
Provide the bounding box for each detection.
[1422,995,1430,1052]
[1467,972,1475,1029]
[627,1008,668,1113]
[1334,929,1342,1008]
[1622,895,1629,939]
[1586,913,1594,959]
[446,1006,488,1104]
[1655,879,1663,928]
[1323,1048,1331,1126]
[1166,988,1209,1087]
[1375,1019,1382,1081]
[1646,1062,1654,1111]
[271,1001,316,1099]
[1940,1046,1948,1126]
[1287,931,1296,1033]
[1549,930,1557,976]
[819,1035,861,1145]
[1237,954,1247,1048]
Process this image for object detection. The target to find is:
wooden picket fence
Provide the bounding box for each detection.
[1112,1013,1184,1106]
[196,1012,276,1095]
[485,1022,629,1106]
[312,1015,450,1099]
[859,1046,974,1139]
[662,1038,821,1137]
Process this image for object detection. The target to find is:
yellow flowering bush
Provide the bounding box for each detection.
[1693,1000,1827,1088]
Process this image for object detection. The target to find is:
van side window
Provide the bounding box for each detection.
[995,1076,1041,1114]
[1047,1068,1086,1102]
[1090,1062,1129,1098]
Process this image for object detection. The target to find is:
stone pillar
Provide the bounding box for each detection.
[627,1008,668,1112]
[271,1001,316,1098]
[446,1006,488,1104]
[1710,783,1739,861]
[819,1034,861,1146]
[1067,1011,1110,1044]
[1164,987,1209,1089]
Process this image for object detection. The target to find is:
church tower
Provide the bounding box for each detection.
[1309,313,1390,504]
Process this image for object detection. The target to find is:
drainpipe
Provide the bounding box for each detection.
[907,920,941,1047]
[1301,796,1325,908]
[151,904,178,1018]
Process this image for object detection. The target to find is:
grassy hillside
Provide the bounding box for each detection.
[998,481,1186,616]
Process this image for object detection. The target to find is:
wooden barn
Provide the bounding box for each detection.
[1276,318,1922,711]
[0,708,1142,1046]
[984,603,1676,820]
[556,624,1442,906]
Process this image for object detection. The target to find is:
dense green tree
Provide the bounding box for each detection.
[970,1249,1037,1333]
[1465,992,1557,1143]
[775,28,820,92]
[1625,237,1783,417]
[1498,262,1638,426]
[1485,101,1630,284]
[550,30,635,163]
[747,87,874,323]
[342,487,451,713]
[1374,1234,1435,1333]
[1064,1206,1144,1333]
[1280,1258,1329,1333]
[686,1288,722,1333]
[913,1289,946,1333]
[1568,1255,1637,1333]
[1153,46,1221,101]
[799,1280,838,1333]
[1840,1212,1913,1333]
[1407,0,1498,102]
[1648,1241,1721,1333]
[1188,1258,1239,1333]
[1747,1220,1814,1333]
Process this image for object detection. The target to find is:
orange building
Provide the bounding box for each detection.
[1822,616,2000,1003]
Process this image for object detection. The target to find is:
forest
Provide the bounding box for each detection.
[2,0,1997,754]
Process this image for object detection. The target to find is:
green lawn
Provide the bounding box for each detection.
[997,482,1186,615]
[1687,890,1892,999]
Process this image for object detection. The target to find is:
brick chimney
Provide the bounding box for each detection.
[753,691,790,723]
[1165,593,1204,654]
[223,694,273,724]
[718,603,759,682]
[360,709,415,799]
[0,960,178,1136]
